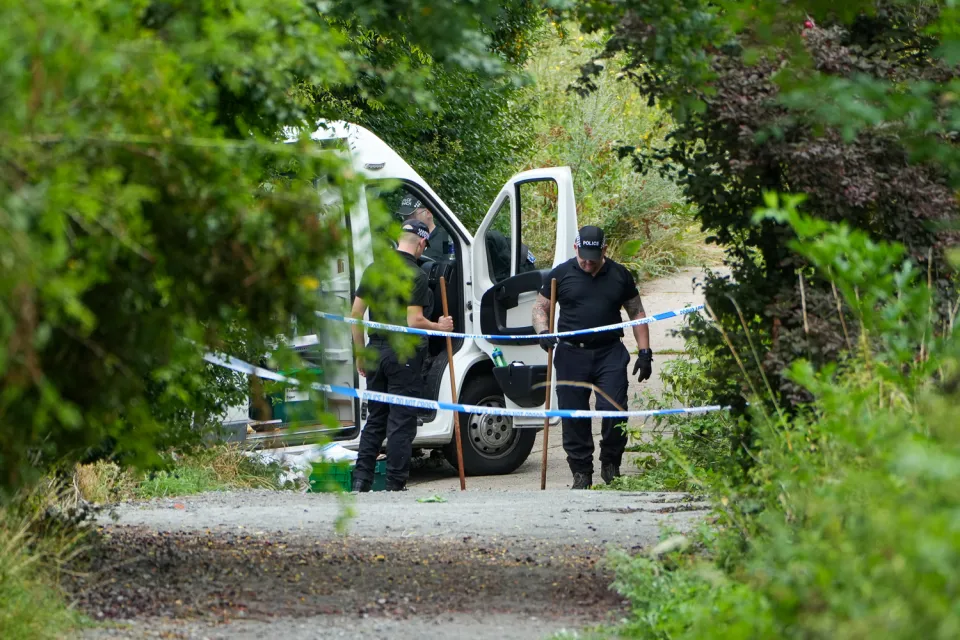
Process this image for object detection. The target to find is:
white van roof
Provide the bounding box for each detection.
[284,121,473,242]
[283,121,423,183]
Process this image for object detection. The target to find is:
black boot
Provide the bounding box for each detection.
[601,462,621,485]
[571,472,593,490]
[351,478,371,493]
[385,482,407,492]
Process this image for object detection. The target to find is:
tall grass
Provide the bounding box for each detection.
[0,483,86,639]
[521,26,716,280]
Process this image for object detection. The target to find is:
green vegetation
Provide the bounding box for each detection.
[317,3,543,228]
[563,0,960,411]
[600,341,738,493]
[0,0,546,496]
[74,445,289,502]
[0,485,87,639]
[522,26,712,281]
[321,19,710,282]
[604,203,960,638]
[555,2,960,636]
[0,2,535,627]
[4,0,960,636]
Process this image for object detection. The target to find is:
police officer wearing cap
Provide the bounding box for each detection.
[396,194,451,262]
[349,219,454,492]
[532,225,653,489]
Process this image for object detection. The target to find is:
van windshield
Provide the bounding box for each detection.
[365,182,454,263]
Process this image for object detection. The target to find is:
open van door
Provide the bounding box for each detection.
[245,183,363,446]
[472,167,578,422]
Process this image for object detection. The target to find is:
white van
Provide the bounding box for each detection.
[224,121,579,476]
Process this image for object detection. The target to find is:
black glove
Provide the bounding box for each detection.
[633,349,653,382]
[538,330,558,352]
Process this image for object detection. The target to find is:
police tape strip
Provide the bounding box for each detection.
[205,352,727,420]
[315,303,704,341]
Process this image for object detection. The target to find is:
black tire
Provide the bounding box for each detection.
[443,374,536,476]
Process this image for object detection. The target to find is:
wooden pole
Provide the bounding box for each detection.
[439,276,466,491]
[540,278,558,491]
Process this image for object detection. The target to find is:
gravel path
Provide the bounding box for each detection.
[71,490,708,639]
[89,613,601,640]
[97,489,707,543]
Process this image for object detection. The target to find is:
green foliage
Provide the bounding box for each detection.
[604,340,743,492]
[522,25,711,280]
[558,1,959,413]
[0,0,527,496]
[319,18,710,281]
[316,2,544,229]
[610,547,775,639]
[75,445,292,501]
[0,485,87,639]
[135,446,289,499]
[605,205,960,638]
[547,3,960,635]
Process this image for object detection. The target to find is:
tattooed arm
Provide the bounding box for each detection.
[623,294,650,351]
[532,294,551,334]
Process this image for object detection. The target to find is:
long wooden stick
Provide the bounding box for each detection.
[439,276,466,491]
[540,278,558,491]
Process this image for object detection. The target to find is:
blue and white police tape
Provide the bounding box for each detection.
[315,303,704,341]
[205,352,726,420]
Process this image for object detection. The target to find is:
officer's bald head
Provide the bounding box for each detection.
[398,220,430,258]
[400,230,423,245]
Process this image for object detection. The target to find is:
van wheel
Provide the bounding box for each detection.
[443,375,536,476]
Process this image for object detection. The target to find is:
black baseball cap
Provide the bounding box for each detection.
[401,219,431,246]
[575,225,605,260]
[396,194,425,219]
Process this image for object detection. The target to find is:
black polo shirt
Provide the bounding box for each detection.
[539,257,639,346]
[422,225,451,261]
[356,250,431,343]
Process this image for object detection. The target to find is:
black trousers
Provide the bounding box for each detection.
[553,341,630,475]
[353,343,425,489]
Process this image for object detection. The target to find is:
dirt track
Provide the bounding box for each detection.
[68,490,708,639]
[71,530,620,638]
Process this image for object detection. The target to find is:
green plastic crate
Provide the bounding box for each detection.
[308,459,386,493]
[269,366,325,423]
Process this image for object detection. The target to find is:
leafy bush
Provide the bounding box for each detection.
[605,339,743,492]
[0,0,532,496]
[604,206,960,638]
[548,3,960,635]
[612,356,960,638]
[562,1,959,411]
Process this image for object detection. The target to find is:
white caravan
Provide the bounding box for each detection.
[224,121,579,476]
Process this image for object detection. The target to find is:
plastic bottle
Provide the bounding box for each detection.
[445,241,456,262]
[491,347,507,367]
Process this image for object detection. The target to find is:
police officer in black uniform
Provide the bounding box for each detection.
[532,225,653,489]
[486,229,538,282]
[396,194,451,262]
[349,220,454,492]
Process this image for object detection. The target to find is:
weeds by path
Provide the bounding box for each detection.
[74,444,290,503]
[0,482,88,639]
